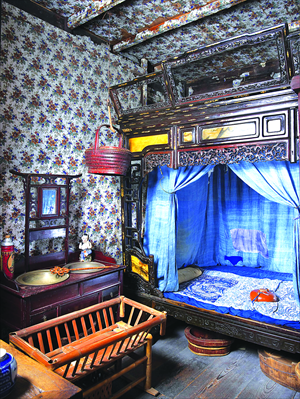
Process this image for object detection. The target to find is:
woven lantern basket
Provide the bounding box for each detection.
[85,124,132,176]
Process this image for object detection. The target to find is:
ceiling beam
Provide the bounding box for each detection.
[72,26,110,46]
[5,0,110,46]
[67,0,126,30]
[4,0,69,31]
[113,0,248,52]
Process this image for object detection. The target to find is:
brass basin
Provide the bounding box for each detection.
[16,269,69,286]
[67,261,105,273]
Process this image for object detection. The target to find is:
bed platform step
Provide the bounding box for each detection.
[258,349,300,392]
[184,326,235,356]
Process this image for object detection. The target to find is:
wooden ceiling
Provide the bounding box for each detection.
[4,0,300,69]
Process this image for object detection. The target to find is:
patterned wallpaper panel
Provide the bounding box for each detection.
[0,3,144,263]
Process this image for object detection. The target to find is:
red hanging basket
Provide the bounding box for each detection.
[85,125,132,176]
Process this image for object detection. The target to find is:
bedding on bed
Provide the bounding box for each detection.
[164,266,300,329]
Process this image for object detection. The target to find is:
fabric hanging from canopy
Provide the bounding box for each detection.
[143,164,214,292]
[229,160,300,305]
[143,160,299,306]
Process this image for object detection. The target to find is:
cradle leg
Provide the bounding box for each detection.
[145,334,159,397]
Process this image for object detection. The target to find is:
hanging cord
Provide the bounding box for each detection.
[106,12,115,134]
[107,99,115,133]
[158,165,175,194]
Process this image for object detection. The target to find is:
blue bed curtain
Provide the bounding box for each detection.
[143,164,214,291]
[143,160,300,305]
[229,161,300,305]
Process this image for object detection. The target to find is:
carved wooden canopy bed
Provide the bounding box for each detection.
[109,24,300,354]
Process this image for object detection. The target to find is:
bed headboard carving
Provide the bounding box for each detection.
[143,141,290,174]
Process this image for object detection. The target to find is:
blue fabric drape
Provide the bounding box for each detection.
[194,165,295,271]
[229,161,300,305]
[143,160,299,305]
[143,164,214,291]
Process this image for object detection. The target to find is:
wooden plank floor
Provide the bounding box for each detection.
[117,319,300,399]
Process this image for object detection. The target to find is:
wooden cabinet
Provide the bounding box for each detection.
[0,264,125,331]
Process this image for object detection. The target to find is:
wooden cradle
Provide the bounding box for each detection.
[109,24,300,354]
[9,296,167,398]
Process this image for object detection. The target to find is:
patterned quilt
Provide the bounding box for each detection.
[164,267,300,329]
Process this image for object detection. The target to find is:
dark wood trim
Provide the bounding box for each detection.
[5,0,69,31]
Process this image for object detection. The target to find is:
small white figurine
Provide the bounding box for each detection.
[79,234,92,262]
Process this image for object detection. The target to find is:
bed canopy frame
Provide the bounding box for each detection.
[109,24,300,354]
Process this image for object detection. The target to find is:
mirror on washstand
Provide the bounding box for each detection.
[9,170,82,276]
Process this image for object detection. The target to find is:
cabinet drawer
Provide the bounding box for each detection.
[82,272,119,295]
[30,308,58,325]
[59,293,99,316]
[31,284,79,311]
[102,285,119,301]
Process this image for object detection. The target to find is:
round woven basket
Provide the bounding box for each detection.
[85,125,131,176]
[184,326,235,356]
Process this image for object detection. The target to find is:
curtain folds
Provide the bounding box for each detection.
[143,164,214,292]
[229,161,300,305]
[143,161,300,305]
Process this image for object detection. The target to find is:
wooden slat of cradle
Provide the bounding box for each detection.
[72,319,80,341]
[122,336,131,353]
[90,350,100,368]
[134,309,143,326]
[72,354,95,378]
[64,322,72,344]
[96,347,107,366]
[131,330,146,347]
[102,345,117,363]
[89,313,96,334]
[116,339,126,355]
[46,329,53,352]
[127,307,135,326]
[80,316,88,337]
[115,339,130,357]
[80,354,90,372]
[113,340,123,357]
[109,306,115,325]
[28,335,34,347]
[71,358,81,377]
[55,326,62,348]
[96,310,103,331]
[140,329,150,342]
[62,362,71,379]
[107,343,117,360]
[103,308,109,328]
[37,332,45,354]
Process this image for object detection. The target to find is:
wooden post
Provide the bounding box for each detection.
[291,76,300,222]
[144,333,159,396]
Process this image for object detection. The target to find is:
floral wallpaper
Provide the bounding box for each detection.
[0,3,145,263]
